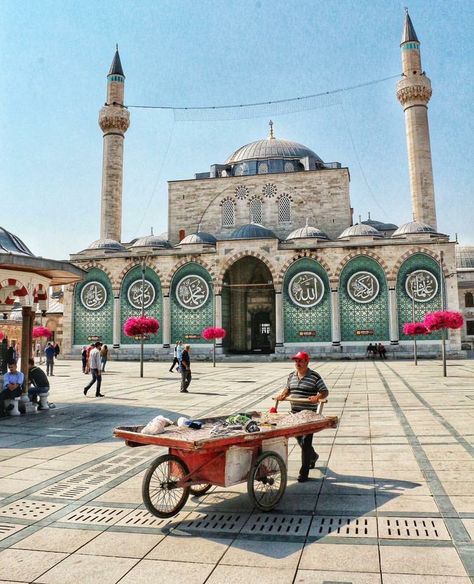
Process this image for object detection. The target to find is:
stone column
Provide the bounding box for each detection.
[162,293,171,348]
[275,291,283,347]
[214,294,223,347]
[113,292,121,348]
[330,288,341,346]
[388,286,399,344]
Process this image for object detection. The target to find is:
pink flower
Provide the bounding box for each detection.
[32,326,52,339]
[123,316,160,337]
[423,311,464,331]
[403,322,429,336]
[202,326,227,340]
[0,331,4,341]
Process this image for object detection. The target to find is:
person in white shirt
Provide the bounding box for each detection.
[83,342,105,397]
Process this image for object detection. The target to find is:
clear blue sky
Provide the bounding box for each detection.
[1,0,473,260]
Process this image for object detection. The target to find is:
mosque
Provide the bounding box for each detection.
[62,12,469,359]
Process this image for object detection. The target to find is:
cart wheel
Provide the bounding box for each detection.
[247,451,287,511]
[142,454,190,518]
[189,483,213,496]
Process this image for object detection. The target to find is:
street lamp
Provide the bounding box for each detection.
[140,258,146,378]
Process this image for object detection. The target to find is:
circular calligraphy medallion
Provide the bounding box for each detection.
[405,270,438,302]
[288,272,325,308]
[176,275,210,310]
[80,282,107,311]
[127,279,155,310]
[347,271,380,304]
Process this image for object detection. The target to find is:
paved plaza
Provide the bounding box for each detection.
[0,358,473,583]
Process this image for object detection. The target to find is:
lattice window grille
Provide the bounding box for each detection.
[249,198,263,224]
[222,200,235,227]
[235,185,249,200]
[278,195,291,223]
[262,183,277,198]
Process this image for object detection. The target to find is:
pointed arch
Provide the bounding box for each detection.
[334,250,390,281]
[217,251,278,290]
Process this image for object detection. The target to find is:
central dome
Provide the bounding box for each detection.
[225,137,322,165]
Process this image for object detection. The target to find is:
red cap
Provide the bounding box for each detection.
[291,351,310,361]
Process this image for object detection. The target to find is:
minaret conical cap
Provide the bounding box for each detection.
[401,10,419,44]
[108,47,125,77]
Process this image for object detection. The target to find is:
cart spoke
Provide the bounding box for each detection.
[247,451,287,512]
[142,454,190,518]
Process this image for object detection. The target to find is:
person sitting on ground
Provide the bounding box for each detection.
[1,361,24,405]
[28,358,50,409]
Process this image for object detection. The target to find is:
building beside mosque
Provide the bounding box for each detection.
[63,12,468,359]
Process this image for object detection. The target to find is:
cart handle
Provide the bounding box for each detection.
[272,396,328,414]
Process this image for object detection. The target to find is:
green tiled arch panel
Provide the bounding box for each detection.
[340,256,389,342]
[73,268,113,346]
[283,258,331,343]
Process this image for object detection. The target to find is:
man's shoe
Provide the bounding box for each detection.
[83,388,88,396]
[6,404,14,412]
[297,474,309,483]
[180,389,188,393]
[309,453,319,469]
[96,393,105,397]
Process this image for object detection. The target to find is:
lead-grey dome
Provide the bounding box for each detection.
[338,224,383,239]
[0,226,34,256]
[456,246,474,269]
[230,223,276,240]
[391,221,437,238]
[180,232,217,245]
[286,225,330,241]
[362,219,398,231]
[226,138,322,165]
[87,238,126,251]
[131,235,171,249]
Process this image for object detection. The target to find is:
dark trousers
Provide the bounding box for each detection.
[296,434,316,478]
[0,387,22,400]
[180,369,191,392]
[84,369,102,395]
[169,357,179,372]
[46,359,54,375]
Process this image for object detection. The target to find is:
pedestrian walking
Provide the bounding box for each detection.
[44,342,55,376]
[81,346,88,373]
[100,344,108,371]
[180,344,192,393]
[83,342,105,397]
[169,340,182,372]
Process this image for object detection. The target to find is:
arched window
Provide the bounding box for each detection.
[466,292,474,308]
[222,200,235,227]
[278,195,291,223]
[249,198,262,224]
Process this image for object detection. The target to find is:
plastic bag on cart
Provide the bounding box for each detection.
[142,415,173,435]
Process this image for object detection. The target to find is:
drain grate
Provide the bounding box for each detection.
[59,505,131,525]
[242,514,311,537]
[309,516,377,538]
[115,509,182,529]
[0,499,64,520]
[378,517,450,540]
[0,522,27,541]
[177,512,248,535]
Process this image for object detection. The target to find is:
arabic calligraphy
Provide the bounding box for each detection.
[127,280,155,310]
[347,272,380,304]
[80,282,107,311]
[176,275,209,310]
[288,272,325,307]
[406,270,438,302]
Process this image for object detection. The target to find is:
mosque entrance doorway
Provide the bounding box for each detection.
[222,257,275,354]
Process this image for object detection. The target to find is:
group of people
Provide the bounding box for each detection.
[1,358,51,411]
[169,341,192,393]
[81,343,108,374]
[366,342,387,359]
[44,341,60,375]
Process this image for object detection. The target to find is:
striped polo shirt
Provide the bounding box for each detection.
[286,368,328,412]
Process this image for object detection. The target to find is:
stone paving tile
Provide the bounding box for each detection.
[35,553,138,584]
[146,534,232,562]
[295,569,382,583]
[315,494,376,514]
[79,530,164,558]
[376,495,440,513]
[300,541,381,572]
[383,575,472,584]
[0,549,67,582]
[220,539,303,568]
[118,558,214,584]
[379,545,469,576]
[206,564,296,584]
[11,527,98,552]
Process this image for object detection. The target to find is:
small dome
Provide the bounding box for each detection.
[456,246,474,269]
[286,225,330,241]
[338,223,383,239]
[0,226,34,256]
[391,221,437,238]
[226,138,322,165]
[180,231,217,245]
[362,219,398,231]
[87,238,126,251]
[131,235,171,249]
[230,223,277,240]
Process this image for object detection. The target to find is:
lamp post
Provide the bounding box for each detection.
[411,286,418,366]
[140,259,145,378]
[438,249,447,377]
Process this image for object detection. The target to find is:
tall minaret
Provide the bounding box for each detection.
[98,47,130,242]
[396,10,437,229]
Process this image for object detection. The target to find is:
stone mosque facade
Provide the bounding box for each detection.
[63,13,464,359]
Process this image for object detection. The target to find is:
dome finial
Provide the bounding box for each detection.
[305,218,309,227]
[197,221,202,232]
[150,226,154,235]
[268,120,274,139]
[368,211,371,220]
[358,214,362,224]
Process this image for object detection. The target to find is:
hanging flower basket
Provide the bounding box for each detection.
[403,322,430,336]
[202,326,226,341]
[123,316,160,337]
[423,310,464,332]
[0,331,4,341]
[32,326,52,339]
